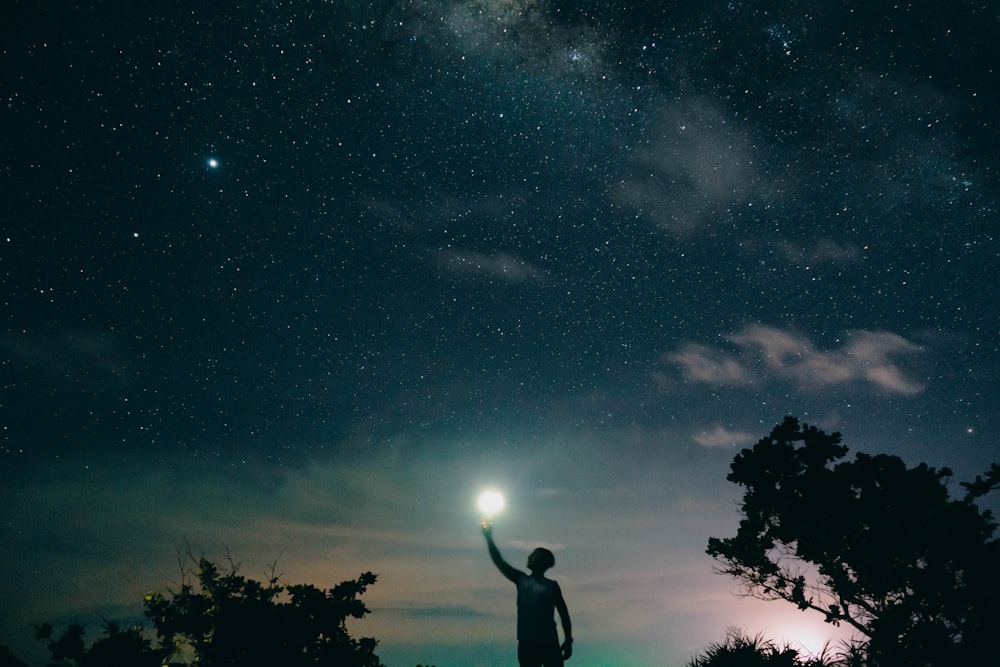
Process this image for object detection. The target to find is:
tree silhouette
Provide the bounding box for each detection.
[39,553,384,667]
[707,416,1000,666]
[0,645,30,667]
[35,621,163,667]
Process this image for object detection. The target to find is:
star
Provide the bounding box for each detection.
[207,157,219,169]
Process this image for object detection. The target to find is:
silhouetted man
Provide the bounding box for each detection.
[482,522,573,666]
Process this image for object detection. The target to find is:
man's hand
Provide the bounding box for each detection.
[481,520,494,538]
[561,639,573,660]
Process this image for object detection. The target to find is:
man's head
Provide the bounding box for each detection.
[527,547,555,573]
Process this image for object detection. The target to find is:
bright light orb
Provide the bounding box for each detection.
[207,158,219,169]
[477,490,505,517]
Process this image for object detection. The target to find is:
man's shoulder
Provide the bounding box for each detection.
[522,575,560,589]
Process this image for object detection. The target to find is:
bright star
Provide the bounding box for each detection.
[207,158,219,169]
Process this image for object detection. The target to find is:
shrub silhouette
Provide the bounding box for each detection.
[0,644,30,667]
[687,628,846,667]
[38,553,384,667]
[35,621,162,667]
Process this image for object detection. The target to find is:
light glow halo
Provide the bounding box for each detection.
[477,489,505,517]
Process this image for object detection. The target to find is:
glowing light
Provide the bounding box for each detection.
[477,490,505,517]
[748,606,856,661]
[207,158,219,168]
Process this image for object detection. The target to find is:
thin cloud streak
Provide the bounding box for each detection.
[779,237,862,265]
[436,249,544,282]
[664,343,752,385]
[664,325,925,394]
[694,425,755,448]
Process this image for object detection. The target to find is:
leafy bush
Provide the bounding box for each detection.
[38,553,384,667]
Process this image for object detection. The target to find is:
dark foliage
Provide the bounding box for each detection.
[688,628,836,667]
[38,554,384,667]
[35,621,162,667]
[707,416,1000,666]
[0,645,30,667]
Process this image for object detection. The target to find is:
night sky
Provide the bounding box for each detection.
[2,1,999,665]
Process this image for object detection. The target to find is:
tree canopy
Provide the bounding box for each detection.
[37,554,384,667]
[707,416,1000,665]
[35,621,162,667]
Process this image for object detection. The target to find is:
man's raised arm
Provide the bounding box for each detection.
[482,523,522,583]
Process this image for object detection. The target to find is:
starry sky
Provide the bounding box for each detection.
[2,1,998,665]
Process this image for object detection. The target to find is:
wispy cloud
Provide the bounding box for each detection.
[693,425,755,448]
[613,96,761,236]
[779,237,861,265]
[510,539,564,553]
[436,249,543,282]
[664,343,752,385]
[387,604,492,619]
[663,325,925,394]
[0,330,134,387]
